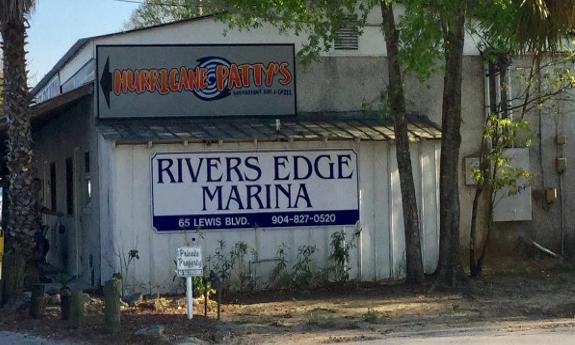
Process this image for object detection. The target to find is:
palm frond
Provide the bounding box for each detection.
[516,0,575,52]
[0,0,35,25]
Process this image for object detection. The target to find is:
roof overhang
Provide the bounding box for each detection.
[97,112,441,145]
[30,84,93,126]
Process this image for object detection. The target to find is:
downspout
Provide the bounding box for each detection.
[556,115,566,257]
[484,63,491,118]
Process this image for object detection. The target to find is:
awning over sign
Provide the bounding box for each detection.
[97,112,441,145]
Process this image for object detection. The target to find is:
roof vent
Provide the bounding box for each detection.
[334,20,359,50]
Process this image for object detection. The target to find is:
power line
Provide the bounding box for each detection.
[112,0,211,8]
[110,0,361,27]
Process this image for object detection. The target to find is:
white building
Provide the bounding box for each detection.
[28,12,570,292]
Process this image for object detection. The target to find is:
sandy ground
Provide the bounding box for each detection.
[2,257,575,344]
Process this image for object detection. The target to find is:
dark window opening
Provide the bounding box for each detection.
[84,151,90,173]
[50,162,57,211]
[66,158,74,216]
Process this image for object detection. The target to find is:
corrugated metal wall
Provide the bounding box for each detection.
[101,139,440,293]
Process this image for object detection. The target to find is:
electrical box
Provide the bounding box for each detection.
[556,157,567,174]
[556,135,567,145]
[493,148,532,222]
[545,188,558,204]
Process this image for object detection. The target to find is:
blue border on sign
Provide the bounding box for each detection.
[150,149,360,232]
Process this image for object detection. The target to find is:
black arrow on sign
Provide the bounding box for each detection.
[100,57,112,108]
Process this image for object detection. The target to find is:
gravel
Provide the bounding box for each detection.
[0,331,80,345]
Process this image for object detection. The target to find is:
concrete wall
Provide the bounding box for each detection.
[32,97,101,287]
[101,139,440,293]
[485,56,575,258]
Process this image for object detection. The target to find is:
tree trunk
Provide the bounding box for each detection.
[469,187,483,277]
[104,278,121,334]
[1,16,37,300]
[437,2,467,287]
[380,2,424,286]
[2,250,26,302]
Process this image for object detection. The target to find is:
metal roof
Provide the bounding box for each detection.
[31,14,218,96]
[97,112,441,145]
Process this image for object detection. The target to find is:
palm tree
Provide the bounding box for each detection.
[1,0,37,301]
[515,0,575,53]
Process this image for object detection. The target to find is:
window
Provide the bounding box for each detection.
[84,152,92,203]
[50,162,57,211]
[66,158,74,216]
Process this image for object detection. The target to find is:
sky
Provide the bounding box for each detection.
[27,0,140,86]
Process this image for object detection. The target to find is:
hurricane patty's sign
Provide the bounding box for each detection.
[96,44,296,118]
[151,150,359,231]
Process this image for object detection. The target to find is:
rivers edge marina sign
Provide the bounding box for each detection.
[151,149,360,232]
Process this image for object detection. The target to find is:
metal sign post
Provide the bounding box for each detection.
[0,230,4,280]
[176,246,203,320]
[186,276,193,319]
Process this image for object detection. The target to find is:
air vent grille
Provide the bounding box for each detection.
[334,22,359,50]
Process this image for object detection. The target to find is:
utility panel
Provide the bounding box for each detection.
[492,148,532,222]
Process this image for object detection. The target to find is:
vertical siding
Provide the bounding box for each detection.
[373,142,391,280]
[358,141,376,280]
[389,145,406,279]
[421,141,440,273]
[103,139,440,292]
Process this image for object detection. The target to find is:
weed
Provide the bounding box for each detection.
[248,248,260,290]
[291,245,318,289]
[304,312,337,329]
[115,248,140,297]
[362,308,381,324]
[270,243,290,288]
[329,229,361,283]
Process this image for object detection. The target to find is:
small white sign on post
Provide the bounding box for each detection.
[176,246,203,319]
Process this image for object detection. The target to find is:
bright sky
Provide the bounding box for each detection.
[27,0,140,86]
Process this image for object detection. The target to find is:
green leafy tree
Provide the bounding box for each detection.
[217,0,427,285]
[126,0,207,29]
[469,116,532,277]
[396,0,468,286]
[466,0,575,276]
[0,0,37,302]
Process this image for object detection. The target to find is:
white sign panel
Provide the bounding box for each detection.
[151,149,359,231]
[176,247,203,277]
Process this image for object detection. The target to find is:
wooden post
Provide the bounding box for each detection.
[29,284,46,318]
[103,278,121,334]
[0,277,4,306]
[60,287,72,320]
[69,289,84,328]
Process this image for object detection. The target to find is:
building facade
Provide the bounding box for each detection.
[27,12,572,292]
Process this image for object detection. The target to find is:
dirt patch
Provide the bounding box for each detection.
[2,257,575,344]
